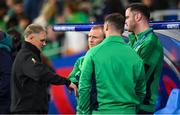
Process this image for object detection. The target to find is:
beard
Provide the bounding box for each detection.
[126,24,135,33]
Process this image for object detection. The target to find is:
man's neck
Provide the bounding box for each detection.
[106,31,122,37]
[134,22,149,35]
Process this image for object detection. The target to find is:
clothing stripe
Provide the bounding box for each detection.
[90,69,98,110]
[143,68,155,105]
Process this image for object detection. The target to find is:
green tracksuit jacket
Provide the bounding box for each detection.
[68,56,84,85]
[77,35,146,114]
[128,28,164,112]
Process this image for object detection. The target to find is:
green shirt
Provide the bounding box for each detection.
[77,36,146,114]
[68,56,84,84]
[128,28,164,112]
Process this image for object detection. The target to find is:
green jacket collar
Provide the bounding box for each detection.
[103,35,125,44]
[129,28,153,42]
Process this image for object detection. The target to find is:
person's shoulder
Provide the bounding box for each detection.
[147,30,159,40]
[0,48,12,59]
[16,48,35,61]
[17,48,31,55]
[75,56,85,64]
[143,31,159,45]
[78,56,85,61]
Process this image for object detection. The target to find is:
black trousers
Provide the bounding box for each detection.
[11,110,48,114]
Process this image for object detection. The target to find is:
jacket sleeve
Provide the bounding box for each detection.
[77,52,93,114]
[68,58,81,84]
[137,38,160,80]
[22,53,70,86]
[135,61,146,103]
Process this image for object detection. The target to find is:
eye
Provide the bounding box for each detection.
[92,36,97,39]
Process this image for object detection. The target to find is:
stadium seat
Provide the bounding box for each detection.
[154,88,180,114]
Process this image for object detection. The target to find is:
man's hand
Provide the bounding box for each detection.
[68,82,78,96]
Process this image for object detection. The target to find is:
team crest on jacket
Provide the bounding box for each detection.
[32,58,36,64]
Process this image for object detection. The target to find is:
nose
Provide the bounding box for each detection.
[125,23,128,28]
[88,36,93,42]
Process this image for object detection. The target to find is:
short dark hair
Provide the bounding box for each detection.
[126,3,150,20]
[7,28,22,48]
[104,13,125,33]
[7,28,22,59]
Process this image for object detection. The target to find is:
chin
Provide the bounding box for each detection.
[90,45,94,48]
[39,48,42,51]
[127,29,133,32]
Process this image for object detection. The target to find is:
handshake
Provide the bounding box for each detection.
[68,82,78,96]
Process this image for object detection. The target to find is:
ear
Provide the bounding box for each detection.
[105,23,108,31]
[135,12,142,22]
[29,34,34,40]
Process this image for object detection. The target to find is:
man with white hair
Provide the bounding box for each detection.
[11,24,77,114]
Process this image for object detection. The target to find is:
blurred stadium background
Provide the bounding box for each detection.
[0,0,179,114]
